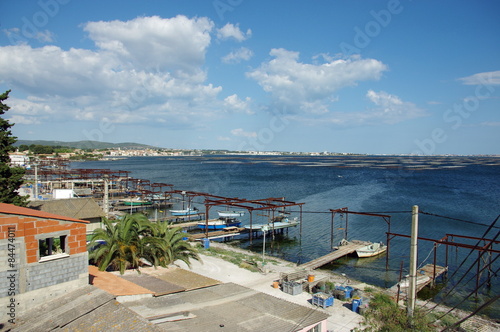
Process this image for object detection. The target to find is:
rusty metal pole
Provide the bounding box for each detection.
[345,208,349,240]
[331,211,335,250]
[205,204,210,238]
[445,236,449,279]
[476,251,481,298]
[397,260,404,304]
[432,243,437,287]
[299,205,303,240]
[386,232,390,270]
[249,211,253,244]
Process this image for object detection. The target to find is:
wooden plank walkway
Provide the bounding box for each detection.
[389,264,448,297]
[167,221,199,229]
[298,240,370,270]
[189,227,246,241]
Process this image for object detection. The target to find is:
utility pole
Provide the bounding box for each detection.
[262,225,269,274]
[103,175,109,218]
[408,205,419,317]
[33,161,39,200]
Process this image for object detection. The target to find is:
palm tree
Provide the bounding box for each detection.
[144,221,200,268]
[88,213,200,274]
[88,214,150,274]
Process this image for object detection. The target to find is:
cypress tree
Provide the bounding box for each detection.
[0,90,28,206]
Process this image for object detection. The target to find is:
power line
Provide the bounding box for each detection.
[420,210,500,229]
[440,293,500,332]
[422,215,499,315]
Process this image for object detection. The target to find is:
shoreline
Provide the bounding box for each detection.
[176,241,500,331]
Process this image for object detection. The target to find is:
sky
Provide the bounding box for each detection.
[0,0,499,155]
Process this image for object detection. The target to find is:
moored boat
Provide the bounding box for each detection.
[217,210,245,218]
[170,207,199,216]
[197,217,242,230]
[120,198,153,206]
[244,217,300,231]
[356,242,387,258]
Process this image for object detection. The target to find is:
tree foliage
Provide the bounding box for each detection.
[88,214,200,274]
[0,90,27,206]
[357,292,437,332]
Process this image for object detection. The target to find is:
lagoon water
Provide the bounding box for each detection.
[73,155,500,318]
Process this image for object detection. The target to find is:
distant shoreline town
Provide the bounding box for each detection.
[9,139,499,163]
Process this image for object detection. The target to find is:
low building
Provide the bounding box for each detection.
[28,197,106,234]
[9,153,29,167]
[0,203,89,323]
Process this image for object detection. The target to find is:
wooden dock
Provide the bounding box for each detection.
[298,240,370,270]
[167,221,199,229]
[188,227,246,241]
[389,264,448,297]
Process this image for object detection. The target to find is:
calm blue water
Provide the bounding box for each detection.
[73,155,500,318]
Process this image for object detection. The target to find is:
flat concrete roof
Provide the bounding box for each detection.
[124,283,329,332]
[90,265,221,297]
[89,265,154,297]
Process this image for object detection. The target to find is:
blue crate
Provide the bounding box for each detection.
[312,292,334,308]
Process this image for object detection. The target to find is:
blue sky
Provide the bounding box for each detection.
[0,0,499,155]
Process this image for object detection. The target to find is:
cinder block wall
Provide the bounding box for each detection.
[0,212,88,321]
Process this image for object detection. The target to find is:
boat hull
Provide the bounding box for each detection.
[356,243,387,258]
[217,210,245,217]
[170,208,199,216]
[121,200,152,206]
[197,221,242,230]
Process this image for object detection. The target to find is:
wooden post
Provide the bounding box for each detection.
[408,205,419,318]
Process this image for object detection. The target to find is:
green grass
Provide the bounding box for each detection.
[203,246,279,273]
[354,291,462,332]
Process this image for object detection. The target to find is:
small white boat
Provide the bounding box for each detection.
[170,207,199,216]
[244,217,300,231]
[197,218,242,230]
[356,242,387,258]
[397,275,431,288]
[217,210,245,218]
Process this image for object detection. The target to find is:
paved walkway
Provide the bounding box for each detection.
[175,243,365,332]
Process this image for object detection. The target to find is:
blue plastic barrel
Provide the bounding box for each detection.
[344,286,353,299]
[202,238,210,249]
[352,299,361,313]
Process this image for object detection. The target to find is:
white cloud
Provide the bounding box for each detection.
[216,23,251,42]
[84,15,213,73]
[458,71,500,85]
[0,16,229,130]
[3,27,55,43]
[231,128,257,138]
[222,47,253,64]
[246,48,387,114]
[365,90,426,124]
[8,115,41,125]
[223,94,253,114]
[291,90,425,126]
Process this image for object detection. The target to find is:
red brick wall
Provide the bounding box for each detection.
[0,213,87,264]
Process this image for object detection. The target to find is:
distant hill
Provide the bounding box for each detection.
[14,140,158,150]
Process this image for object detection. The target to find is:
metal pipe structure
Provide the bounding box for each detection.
[408,205,419,318]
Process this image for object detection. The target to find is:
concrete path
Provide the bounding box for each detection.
[175,243,365,332]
